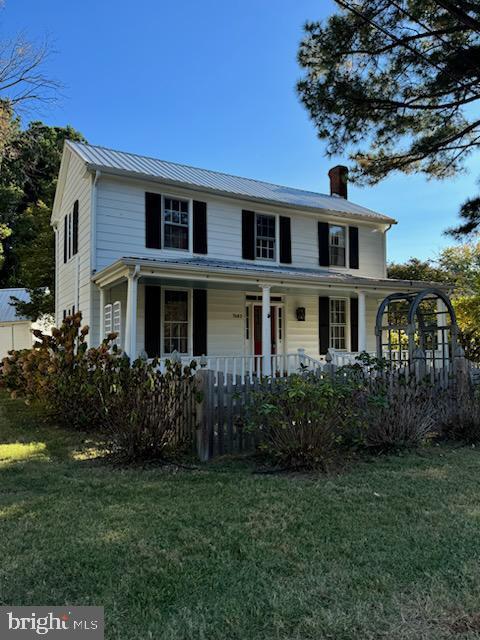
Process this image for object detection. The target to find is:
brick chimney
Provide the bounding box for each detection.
[328,165,348,199]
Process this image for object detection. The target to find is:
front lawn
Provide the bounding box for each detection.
[1,394,480,639]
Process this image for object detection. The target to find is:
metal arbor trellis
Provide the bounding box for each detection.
[375,288,459,369]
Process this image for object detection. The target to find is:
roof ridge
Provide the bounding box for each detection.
[69,140,335,200]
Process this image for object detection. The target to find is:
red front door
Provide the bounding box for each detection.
[253,305,277,356]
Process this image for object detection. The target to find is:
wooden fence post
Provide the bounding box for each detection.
[413,347,426,382]
[453,344,469,392]
[323,351,335,380]
[195,368,214,462]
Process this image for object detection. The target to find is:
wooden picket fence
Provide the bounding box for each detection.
[195,370,260,461]
[192,347,474,461]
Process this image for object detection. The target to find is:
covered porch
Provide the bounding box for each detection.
[92,257,429,377]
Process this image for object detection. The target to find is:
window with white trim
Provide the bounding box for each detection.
[163,290,189,354]
[104,304,113,336]
[330,299,347,350]
[329,225,346,267]
[104,301,122,345]
[112,301,121,345]
[63,200,79,263]
[164,197,189,250]
[255,213,276,260]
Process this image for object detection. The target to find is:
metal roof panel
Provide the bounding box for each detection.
[68,141,395,223]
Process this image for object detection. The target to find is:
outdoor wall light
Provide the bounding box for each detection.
[296,307,306,322]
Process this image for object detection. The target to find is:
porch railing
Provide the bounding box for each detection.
[156,351,323,385]
[155,347,480,387]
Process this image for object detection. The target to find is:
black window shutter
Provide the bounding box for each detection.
[63,215,68,263]
[279,216,292,264]
[193,200,208,254]
[350,297,359,352]
[318,222,330,267]
[242,210,255,260]
[193,289,207,356]
[145,286,161,358]
[319,296,330,355]
[349,226,359,269]
[145,192,162,249]
[72,200,79,256]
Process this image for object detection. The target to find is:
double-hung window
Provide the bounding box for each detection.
[256,213,276,260]
[329,225,346,267]
[164,197,189,250]
[63,200,79,263]
[163,290,189,354]
[330,299,347,350]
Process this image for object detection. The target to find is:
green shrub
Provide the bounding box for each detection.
[1,314,198,461]
[247,366,444,469]
[1,313,119,429]
[438,384,480,444]
[247,372,363,470]
[101,357,197,462]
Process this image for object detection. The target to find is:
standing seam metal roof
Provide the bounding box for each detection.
[0,288,29,322]
[67,141,395,223]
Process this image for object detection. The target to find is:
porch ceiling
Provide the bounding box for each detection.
[92,255,450,295]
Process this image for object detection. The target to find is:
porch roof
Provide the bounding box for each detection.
[92,256,450,292]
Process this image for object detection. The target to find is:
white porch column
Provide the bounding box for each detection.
[124,266,140,359]
[357,290,367,353]
[261,284,272,376]
[99,286,106,343]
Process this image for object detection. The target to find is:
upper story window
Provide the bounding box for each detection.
[256,213,276,260]
[63,200,79,263]
[329,225,346,267]
[330,298,347,350]
[164,197,189,250]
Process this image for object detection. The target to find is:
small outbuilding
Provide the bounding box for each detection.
[0,288,38,358]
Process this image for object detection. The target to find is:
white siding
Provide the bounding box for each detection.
[95,176,387,278]
[366,296,381,352]
[55,152,92,329]
[290,215,385,277]
[285,294,320,359]
[207,290,245,356]
[0,322,32,358]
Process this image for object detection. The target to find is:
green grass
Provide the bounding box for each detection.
[1,394,480,639]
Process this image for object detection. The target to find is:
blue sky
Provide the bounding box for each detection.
[2,0,478,263]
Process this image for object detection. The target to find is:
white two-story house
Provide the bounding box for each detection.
[51,141,429,374]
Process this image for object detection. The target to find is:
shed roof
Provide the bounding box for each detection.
[67,141,395,224]
[93,256,446,292]
[0,288,30,323]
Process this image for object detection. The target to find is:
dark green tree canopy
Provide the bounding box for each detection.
[297,0,480,236]
[0,119,85,319]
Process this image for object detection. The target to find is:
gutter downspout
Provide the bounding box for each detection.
[90,170,101,274]
[89,170,100,346]
[52,222,58,326]
[384,223,392,278]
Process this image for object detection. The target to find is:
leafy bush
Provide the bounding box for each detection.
[1,313,118,429]
[1,313,198,462]
[101,357,197,462]
[248,365,445,469]
[438,384,480,444]
[361,379,439,451]
[247,372,363,470]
